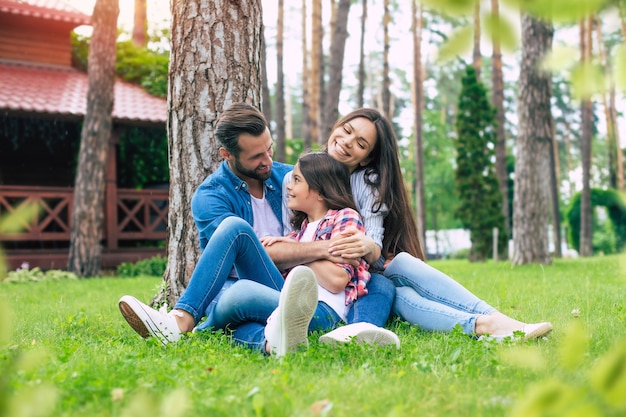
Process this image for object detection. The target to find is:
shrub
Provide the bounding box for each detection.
[117,255,167,277]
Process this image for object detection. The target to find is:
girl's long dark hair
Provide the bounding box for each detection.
[329,108,425,261]
[290,152,357,231]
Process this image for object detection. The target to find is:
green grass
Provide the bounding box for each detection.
[2,256,626,417]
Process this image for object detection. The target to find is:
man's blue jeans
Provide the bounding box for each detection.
[384,252,496,335]
[174,216,285,323]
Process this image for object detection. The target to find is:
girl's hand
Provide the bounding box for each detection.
[260,236,291,247]
[328,228,372,259]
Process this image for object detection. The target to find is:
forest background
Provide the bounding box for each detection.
[64,0,626,265]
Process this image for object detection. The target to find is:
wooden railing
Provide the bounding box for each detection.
[0,185,168,246]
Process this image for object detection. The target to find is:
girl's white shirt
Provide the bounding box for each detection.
[300,218,348,321]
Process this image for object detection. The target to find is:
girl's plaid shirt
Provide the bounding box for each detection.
[286,208,370,305]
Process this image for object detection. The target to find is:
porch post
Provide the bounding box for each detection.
[105,126,120,250]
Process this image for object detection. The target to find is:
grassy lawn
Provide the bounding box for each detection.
[1,255,625,417]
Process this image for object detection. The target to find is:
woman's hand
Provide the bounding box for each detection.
[327,227,380,264]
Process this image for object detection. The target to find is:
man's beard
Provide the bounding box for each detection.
[233,158,271,181]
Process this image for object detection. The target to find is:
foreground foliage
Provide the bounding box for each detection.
[1,256,625,416]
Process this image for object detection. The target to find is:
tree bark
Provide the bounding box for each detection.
[579,17,594,257]
[491,0,510,241]
[321,0,351,141]
[381,0,391,118]
[357,0,367,108]
[156,0,263,307]
[68,0,119,277]
[412,0,426,253]
[310,0,322,144]
[512,15,553,265]
[261,34,272,128]
[301,0,311,148]
[275,0,286,162]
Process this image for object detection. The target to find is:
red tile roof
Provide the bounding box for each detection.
[0,60,167,125]
[0,0,90,25]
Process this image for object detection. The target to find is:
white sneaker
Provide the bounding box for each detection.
[479,321,553,342]
[118,295,182,346]
[319,322,401,349]
[264,266,318,357]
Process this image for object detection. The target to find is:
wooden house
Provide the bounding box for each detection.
[0,0,168,271]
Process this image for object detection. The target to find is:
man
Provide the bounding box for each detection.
[118,102,398,355]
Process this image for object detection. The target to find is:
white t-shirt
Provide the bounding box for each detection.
[300,219,347,321]
[251,193,282,238]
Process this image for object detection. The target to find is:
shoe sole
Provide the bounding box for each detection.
[523,322,553,341]
[277,266,318,356]
[319,328,400,348]
[119,297,169,345]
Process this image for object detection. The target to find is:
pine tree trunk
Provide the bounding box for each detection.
[491,0,510,241]
[275,0,286,162]
[321,0,351,141]
[382,0,391,118]
[68,0,119,277]
[309,0,322,144]
[412,0,426,253]
[512,15,553,265]
[579,17,594,257]
[301,0,311,148]
[261,35,272,127]
[473,0,481,81]
[357,0,367,108]
[155,0,263,307]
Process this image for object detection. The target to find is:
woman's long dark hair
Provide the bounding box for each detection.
[290,152,357,231]
[329,108,425,261]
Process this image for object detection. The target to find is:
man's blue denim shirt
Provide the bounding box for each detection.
[191,160,293,250]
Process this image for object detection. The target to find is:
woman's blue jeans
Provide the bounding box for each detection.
[174,217,285,323]
[384,252,496,335]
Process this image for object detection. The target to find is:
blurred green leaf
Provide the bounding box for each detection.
[589,338,626,408]
[160,389,190,417]
[483,12,519,52]
[510,378,576,417]
[0,202,40,234]
[436,26,473,62]
[503,0,607,23]
[540,45,579,72]
[7,385,58,417]
[558,320,589,370]
[499,346,547,371]
[570,61,605,100]
[420,0,476,17]
[613,45,626,92]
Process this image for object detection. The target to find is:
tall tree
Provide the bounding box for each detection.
[275,0,286,161]
[490,0,510,239]
[320,0,351,141]
[301,0,311,148]
[310,0,322,144]
[357,0,367,108]
[132,0,147,47]
[156,0,263,307]
[512,15,553,265]
[68,0,119,277]
[455,66,506,261]
[381,0,391,118]
[579,17,594,257]
[412,0,426,253]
